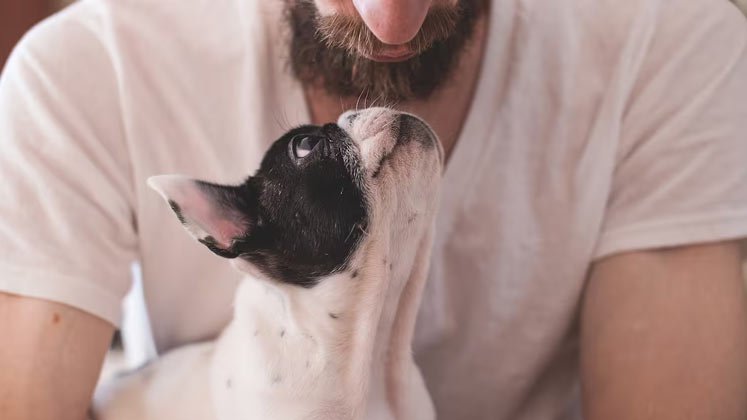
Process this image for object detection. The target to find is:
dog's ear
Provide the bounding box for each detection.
[147,175,255,258]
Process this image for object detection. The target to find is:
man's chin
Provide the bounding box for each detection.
[288,0,484,102]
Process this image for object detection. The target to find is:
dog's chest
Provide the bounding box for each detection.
[207,278,353,419]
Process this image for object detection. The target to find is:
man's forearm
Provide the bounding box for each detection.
[0,293,113,420]
[581,242,747,420]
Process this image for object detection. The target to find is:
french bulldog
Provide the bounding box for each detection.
[92,107,443,420]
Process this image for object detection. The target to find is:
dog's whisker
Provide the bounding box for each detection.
[369,92,380,108]
[364,88,372,109]
[344,223,358,243]
[282,110,292,130]
[355,88,366,111]
[272,113,284,131]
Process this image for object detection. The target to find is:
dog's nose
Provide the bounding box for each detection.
[337,110,360,131]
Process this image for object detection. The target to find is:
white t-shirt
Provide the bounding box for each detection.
[1,0,747,418]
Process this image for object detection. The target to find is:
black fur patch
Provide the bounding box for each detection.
[397,114,436,148]
[199,236,240,259]
[197,123,369,288]
[168,200,187,225]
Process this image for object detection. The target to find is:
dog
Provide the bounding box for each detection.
[92,107,443,420]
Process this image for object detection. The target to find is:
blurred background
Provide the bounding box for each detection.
[1,0,70,68]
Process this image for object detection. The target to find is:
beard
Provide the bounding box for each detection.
[287,0,486,103]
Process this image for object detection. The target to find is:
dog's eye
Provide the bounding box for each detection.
[291,135,321,160]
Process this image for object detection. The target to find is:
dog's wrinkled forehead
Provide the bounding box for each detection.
[149,109,442,288]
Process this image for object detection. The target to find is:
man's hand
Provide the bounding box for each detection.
[581,241,747,420]
[0,292,113,420]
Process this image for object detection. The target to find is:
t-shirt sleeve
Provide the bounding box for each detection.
[0,6,137,326]
[594,0,747,260]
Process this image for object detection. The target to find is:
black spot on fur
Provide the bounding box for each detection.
[168,200,187,225]
[397,114,436,148]
[371,154,390,178]
[345,113,358,125]
[199,236,239,259]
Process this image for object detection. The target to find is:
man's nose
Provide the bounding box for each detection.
[352,0,432,45]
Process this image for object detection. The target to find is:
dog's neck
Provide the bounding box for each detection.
[225,220,433,419]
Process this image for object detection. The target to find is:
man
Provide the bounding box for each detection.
[1,0,746,419]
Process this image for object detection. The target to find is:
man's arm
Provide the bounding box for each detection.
[581,241,747,419]
[0,292,113,420]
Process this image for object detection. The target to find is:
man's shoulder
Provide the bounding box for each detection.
[509,0,746,90]
[525,0,744,47]
[13,0,278,75]
[11,1,112,67]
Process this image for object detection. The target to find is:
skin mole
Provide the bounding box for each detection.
[52,313,60,324]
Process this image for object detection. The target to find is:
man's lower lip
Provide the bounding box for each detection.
[364,51,417,63]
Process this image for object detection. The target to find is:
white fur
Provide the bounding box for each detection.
[92,108,442,420]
